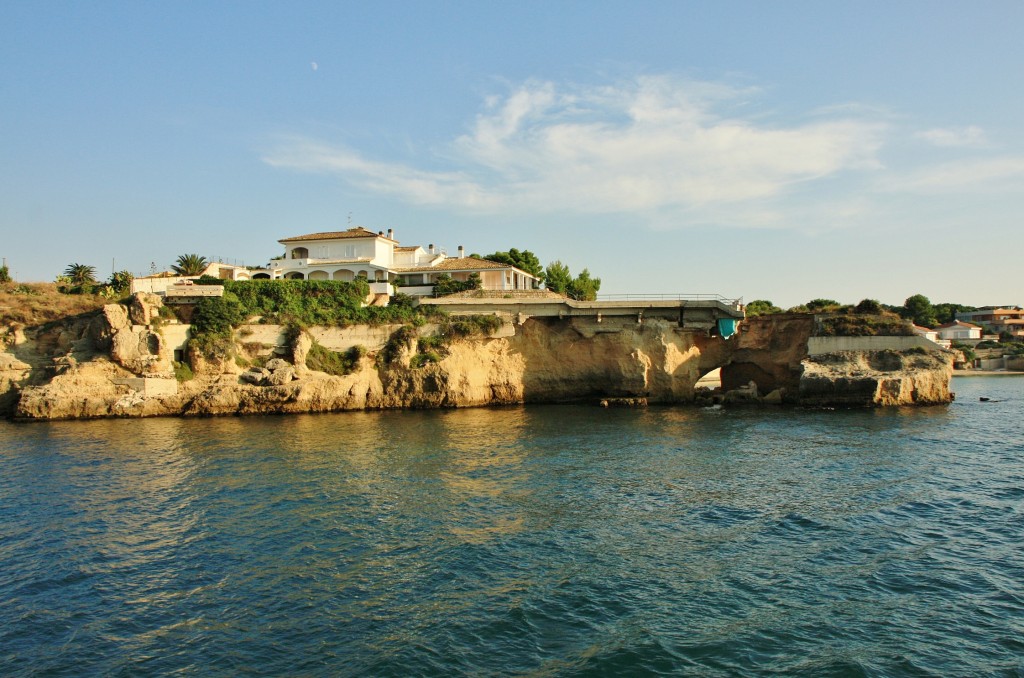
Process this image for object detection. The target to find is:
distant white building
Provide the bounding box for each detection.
[935,320,983,341]
[132,261,251,295]
[250,227,540,297]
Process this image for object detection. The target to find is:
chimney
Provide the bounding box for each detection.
[458,245,465,258]
[429,243,435,254]
[387,228,394,240]
[378,230,383,236]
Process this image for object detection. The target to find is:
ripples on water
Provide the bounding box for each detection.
[1,376,1023,676]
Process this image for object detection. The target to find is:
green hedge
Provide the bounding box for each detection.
[220,279,444,327]
[816,314,915,337]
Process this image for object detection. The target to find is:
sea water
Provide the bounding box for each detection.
[1,376,1022,676]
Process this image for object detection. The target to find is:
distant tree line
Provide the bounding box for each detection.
[744,294,977,329]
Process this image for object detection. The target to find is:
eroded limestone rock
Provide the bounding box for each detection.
[799,349,953,406]
[129,293,164,326]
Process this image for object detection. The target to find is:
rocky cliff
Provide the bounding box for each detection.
[1,295,954,421]
[799,349,954,406]
[721,315,954,406]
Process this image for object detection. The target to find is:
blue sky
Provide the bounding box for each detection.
[2,1,1022,307]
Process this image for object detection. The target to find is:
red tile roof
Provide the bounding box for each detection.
[279,227,395,243]
[395,256,534,275]
[937,320,982,329]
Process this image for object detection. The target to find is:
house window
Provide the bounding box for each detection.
[343,245,356,258]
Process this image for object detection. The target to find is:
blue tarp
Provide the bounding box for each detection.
[717,318,738,338]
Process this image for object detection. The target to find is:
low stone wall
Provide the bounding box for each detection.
[807,336,941,355]
[234,324,409,352]
[234,321,516,353]
[111,377,179,396]
[976,356,1024,371]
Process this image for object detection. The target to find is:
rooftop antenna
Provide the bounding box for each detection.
[347,212,352,225]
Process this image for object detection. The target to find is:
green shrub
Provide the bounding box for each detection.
[108,270,134,294]
[191,294,244,336]
[379,325,418,365]
[950,341,977,362]
[806,298,841,312]
[441,314,503,338]
[432,273,481,297]
[417,335,445,352]
[173,361,194,382]
[410,351,442,368]
[306,342,365,376]
[854,299,883,314]
[188,332,235,360]
[283,322,306,349]
[744,300,782,317]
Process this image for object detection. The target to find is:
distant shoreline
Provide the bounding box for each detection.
[953,370,1024,377]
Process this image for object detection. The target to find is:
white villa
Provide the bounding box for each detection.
[935,320,983,342]
[132,226,541,299]
[250,227,540,297]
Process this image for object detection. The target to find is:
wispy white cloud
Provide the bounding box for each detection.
[263,75,888,226]
[915,125,988,148]
[264,76,1020,233]
[883,156,1024,194]
[264,137,501,208]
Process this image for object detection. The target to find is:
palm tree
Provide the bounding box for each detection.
[172,253,209,276]
[63,263,97,286]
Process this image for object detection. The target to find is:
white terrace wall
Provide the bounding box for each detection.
[807,336,946,355]
[235,324,408,352]
[168,320,515,361]
[161,324,191,354]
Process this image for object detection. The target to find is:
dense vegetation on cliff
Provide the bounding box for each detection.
[196,279,440,328]
[743,297,915,337]
[745,295,977,329]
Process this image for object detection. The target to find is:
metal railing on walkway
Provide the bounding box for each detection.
[596,293,743,305]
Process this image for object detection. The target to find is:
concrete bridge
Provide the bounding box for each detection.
[418,292,745,335]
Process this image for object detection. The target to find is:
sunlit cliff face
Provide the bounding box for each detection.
[6,310,953,420]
